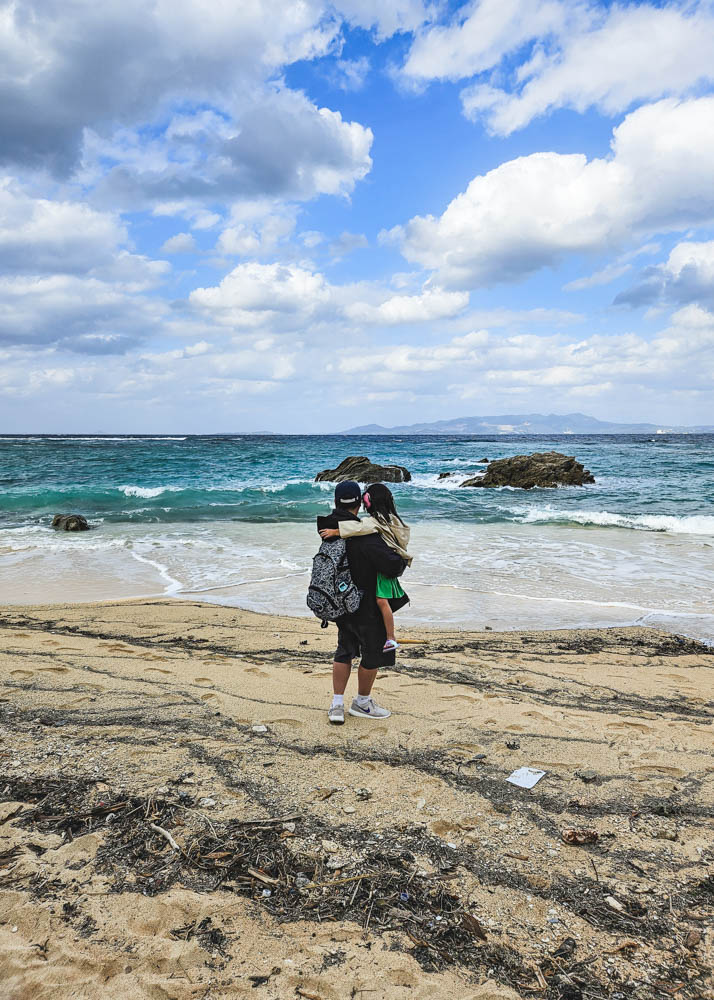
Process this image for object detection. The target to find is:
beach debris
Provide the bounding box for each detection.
[505,740,520,750]
[198,797,216,809]
[354,787,372,800]
[561,828,599,845]
[605,939,640,954]
[248,967,281,988]
[550,936,576,960]
[296,989,325,1000]
[576,769,598,783]
[685,929,702,950]
[343,806,356,814]
[314,456,411,484]
[506,767,546,789]
[321,840,340,854]
[148,822,180,852]
[51,513,90,531]
[415,797,426,810]
[251,724,268,734]
[461,913,487,940]
[651,820,678,841]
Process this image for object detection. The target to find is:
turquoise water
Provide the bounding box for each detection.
[1,434,712,639]
[1,433,713,532]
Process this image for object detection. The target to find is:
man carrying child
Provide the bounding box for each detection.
[317,480,409,725]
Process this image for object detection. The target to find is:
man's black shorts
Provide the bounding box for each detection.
[334,614,396,670]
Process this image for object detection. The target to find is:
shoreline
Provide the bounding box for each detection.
[1,598,712,999]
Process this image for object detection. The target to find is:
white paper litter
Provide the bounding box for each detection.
[506,767,546,789]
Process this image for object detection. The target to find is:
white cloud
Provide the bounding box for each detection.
[461,2,714,135]
[391,97,714,289]
[397,1,714,135]
[86,91,373,210]
[336,307,714,401]
[344,286,468,323]
[0,177,125,275]
[615,240,714,309]
[401,0,569,87]
[189,262,332,328]
[161,233,197,254]
[331,57,371,91]
[0,0,339,174]
[0,273,167,352]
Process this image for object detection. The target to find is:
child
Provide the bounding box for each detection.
[326,482,411,652]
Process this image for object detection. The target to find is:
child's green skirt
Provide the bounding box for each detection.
[376,573,405,599]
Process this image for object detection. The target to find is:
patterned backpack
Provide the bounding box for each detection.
[307,538,362,627]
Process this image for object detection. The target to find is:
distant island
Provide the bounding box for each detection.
[341,412,714,435]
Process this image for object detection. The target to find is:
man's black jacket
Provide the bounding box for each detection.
[316,508,409,617]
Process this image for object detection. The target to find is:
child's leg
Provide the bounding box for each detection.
[376,596,395,641]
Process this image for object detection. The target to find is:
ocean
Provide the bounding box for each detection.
[1,434,712,641]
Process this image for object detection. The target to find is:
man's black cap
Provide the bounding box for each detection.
[334,480,362,506]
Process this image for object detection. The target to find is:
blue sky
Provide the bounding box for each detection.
[1,0,714,431]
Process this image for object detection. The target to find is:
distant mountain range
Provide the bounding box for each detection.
[342,412,714,435]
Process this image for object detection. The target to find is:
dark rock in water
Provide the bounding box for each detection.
[460,452,595,490]
[437,472,453,479]
[52,514,90,531]
[315,456,411,484]
[478,457,489,463]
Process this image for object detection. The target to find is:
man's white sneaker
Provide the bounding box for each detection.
[328,703,345,725]
[348,698,391,719]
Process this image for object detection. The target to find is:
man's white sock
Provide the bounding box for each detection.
[331,694,344,708]
[356,694,371,708]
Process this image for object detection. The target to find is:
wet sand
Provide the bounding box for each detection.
[0,599,712,999]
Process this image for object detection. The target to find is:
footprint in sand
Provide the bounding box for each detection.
[631,764,685,776]
[607,721,652,733]
[357,726,388,740]
[522,710,556,722]
[441,694,479,704]
[271,718,304,728]
[42,640,61,647]
[244,667,270,678]
[505,724,525,732]
[200,692,220,703]
[10,669,33,679]
[146,667,173,676]
[106,644,135,653]
[194,677,214,686]
[39,666,69,674]
[148,655,170,662]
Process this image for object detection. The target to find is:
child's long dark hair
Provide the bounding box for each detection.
[364,482,405,525]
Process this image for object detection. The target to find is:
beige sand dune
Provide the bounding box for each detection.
[1,600,712,999]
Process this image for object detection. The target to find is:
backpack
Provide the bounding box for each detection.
[307,538,362,627]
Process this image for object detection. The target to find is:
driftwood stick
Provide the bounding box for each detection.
[148,822,180,851]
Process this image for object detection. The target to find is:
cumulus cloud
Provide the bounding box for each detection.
[336,306,714,401]
[390,97,714,289]
[0,177,125,275]
[344,286,468,323]
[86,92,373,211]
[398,1,714,135]
[0,273,167,352]
[615,240,714,309]
[190,262,332,329]
[401,0,568,87]
[161,233,197,254]
[0,0,340,175]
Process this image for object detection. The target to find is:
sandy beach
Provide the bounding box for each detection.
[1,599,712,1000]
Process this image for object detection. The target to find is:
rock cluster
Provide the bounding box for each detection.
[51,514,90,531]
[315,456,411,484]
[460,451,594,490]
